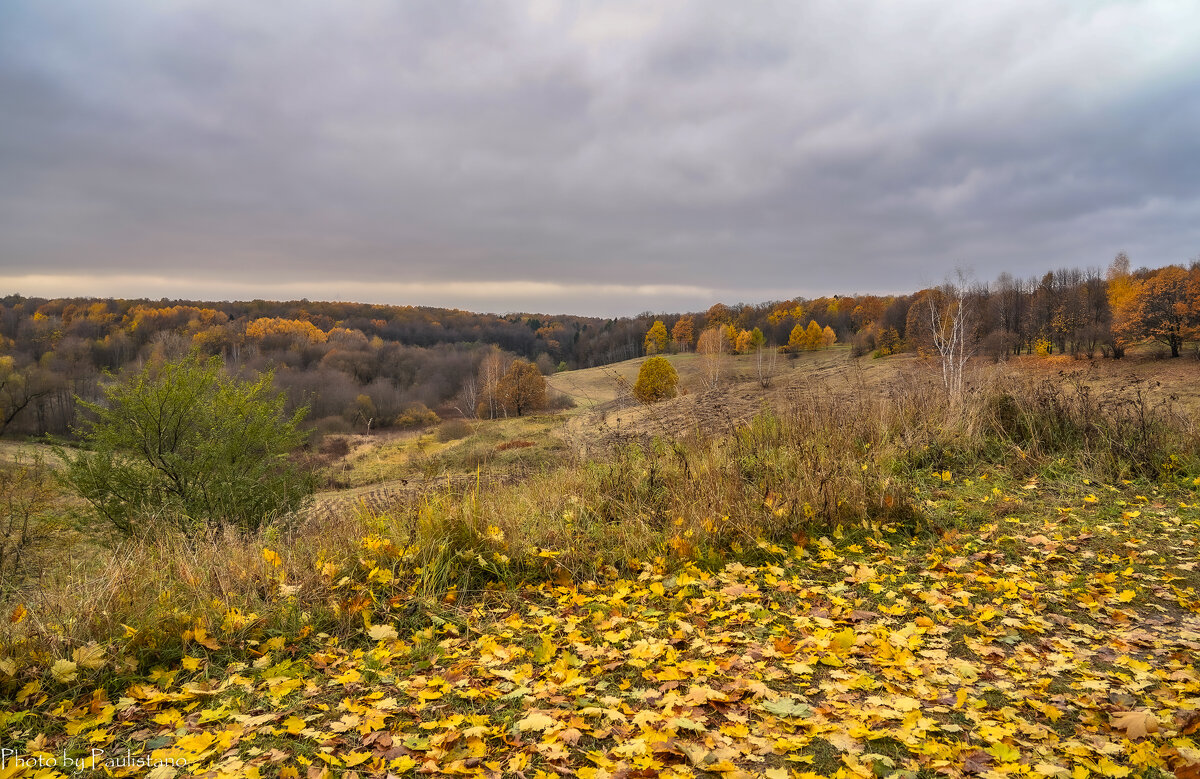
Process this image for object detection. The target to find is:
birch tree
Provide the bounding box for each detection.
[927,271,977,399]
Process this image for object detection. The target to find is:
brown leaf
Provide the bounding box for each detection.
[846,610,878,623]
[962,750,992,775]
[1110,709,1159,739]
[1176,709,1200,736]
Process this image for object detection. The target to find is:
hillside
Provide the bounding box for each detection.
[3,351,1200,778]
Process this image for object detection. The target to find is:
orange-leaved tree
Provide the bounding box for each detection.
[1137,265,1200,358]
[494,360,547,416]
[1106,253,1141,358]
[671,316,695,352]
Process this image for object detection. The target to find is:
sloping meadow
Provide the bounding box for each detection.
[1,373,1199,777]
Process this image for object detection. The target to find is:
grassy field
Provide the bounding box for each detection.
[2,351,1200,778]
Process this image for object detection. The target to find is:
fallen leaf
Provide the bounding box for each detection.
[1110,709,1159,739]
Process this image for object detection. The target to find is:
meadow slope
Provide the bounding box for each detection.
[2,352,1200,778]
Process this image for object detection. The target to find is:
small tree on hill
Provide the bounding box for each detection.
[671,316,695,352]
[697,327,725,389]
[61,355,315,536]
[474,347,511,419]
[633,356,679,403]
[1137,265,1199,358]
[495,360,547,416]
[644,320,669,355]
[754,338,777,388]
[787,323,806,351]
[804,320,823,350]
[925,271,978,398]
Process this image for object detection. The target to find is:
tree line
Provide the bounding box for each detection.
[636,256,1200,365]
[2,255,1198,437]
[0,297,658,436]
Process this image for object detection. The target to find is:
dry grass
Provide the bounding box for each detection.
[4,353,1198,680]
[1,506,405,670]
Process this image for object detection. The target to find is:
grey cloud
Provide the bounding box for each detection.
[2,0,1200,315]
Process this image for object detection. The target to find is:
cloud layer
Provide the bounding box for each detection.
[3,1,1199,315]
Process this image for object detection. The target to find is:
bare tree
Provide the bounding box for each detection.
[457,377,480,419]
[697,327,725,389]
[755,342,777,388]
[475,347,511,419]
[926,270,978,399]
[0,362,51,437]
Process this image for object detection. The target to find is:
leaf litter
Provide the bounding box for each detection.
[2,475,1199,779]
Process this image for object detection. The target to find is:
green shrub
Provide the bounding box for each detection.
[61,355,315,536]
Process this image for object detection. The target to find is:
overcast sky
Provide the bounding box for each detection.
[2,1,1199,316]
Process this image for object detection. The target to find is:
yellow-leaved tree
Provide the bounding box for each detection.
[804,320,823,350]
[644,320,669,355]
[734,329,754,354]
[787,323,804,351]
[633,356,678,403]
[1106,253,1140,358]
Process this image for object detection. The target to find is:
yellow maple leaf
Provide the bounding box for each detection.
[50,659,78,683]
[262,548,282,567]
[192,627,221,651]
[577,769,613,779]
[72,643,107,670]
[517,711,558,731]
[829,627,856,654]
[532,634,555,664]
[988,743,1021,762]
[368,623,398,641]
[686,685,729,705]
[1095,757,1132,778]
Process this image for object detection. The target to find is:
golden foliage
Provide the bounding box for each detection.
[245,317,328,344]
[643,320,669,355]
[632,356,678,403]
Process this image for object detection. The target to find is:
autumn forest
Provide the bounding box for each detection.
[3,254,1198,441]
